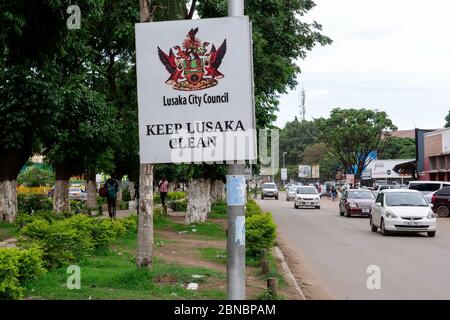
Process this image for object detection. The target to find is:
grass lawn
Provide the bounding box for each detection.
[0,221,18,241]
[25,234,226,300]
[154,214,226,240]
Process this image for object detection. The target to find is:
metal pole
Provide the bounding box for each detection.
[227,0,246,300]
[283,152,286,188]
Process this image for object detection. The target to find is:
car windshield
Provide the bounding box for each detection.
[409,183,441,192]
[348,191,375,199]
[385,192,428,207]
[262,184,276,189]
[297,187,318,194]
[288,186,297,192]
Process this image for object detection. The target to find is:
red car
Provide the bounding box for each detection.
[339,189,376,217]
[431,187,450,217]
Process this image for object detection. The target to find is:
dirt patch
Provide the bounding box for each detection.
[154,215,302,300]
[276,235,333,300]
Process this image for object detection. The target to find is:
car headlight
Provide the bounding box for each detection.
[426,211,436,219]
[385,211,398,219]
[348,201,358,208]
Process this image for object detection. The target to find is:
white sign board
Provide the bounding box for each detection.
[298,165,311,178]
[135,17,256,164]
[311,165,320,179]
[281,168,287,181]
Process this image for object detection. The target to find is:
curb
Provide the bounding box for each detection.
[273,246,306,300]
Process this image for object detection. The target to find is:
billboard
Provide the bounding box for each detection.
[311,165,320,179]
[298,165,311,178]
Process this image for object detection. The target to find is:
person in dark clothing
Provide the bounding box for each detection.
[133,182,139,214]
[104,177,119,218]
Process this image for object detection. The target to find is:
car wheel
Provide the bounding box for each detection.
[339,206,344,216]
[261,196,264,200]
[370,217,378,232]
[437,206,449,218]
[381,219,389,236]
[294,203,298,209]
[428,231,436,237]
[316,206,320,209]
[346,210,351,218]
[275,196,279,200]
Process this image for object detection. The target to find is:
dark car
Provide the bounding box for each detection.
[339,189,376,217]
[431,186,450,217]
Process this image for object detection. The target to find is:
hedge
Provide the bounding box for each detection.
[245,201,277,257]
[0,247,45,300]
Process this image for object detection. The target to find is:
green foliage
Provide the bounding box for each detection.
[122,188,131,202]
[18,214,137,269]
[197,0,332,128]
[246,200,264,217]
[379,137,416,160]
[168,191,188,201]
[0,246,45,300]
[17,167,55,187]
[280,118,320,165]
[17,194,53,214]
[209,200,227,219]
[316,108,397,179]
[168,200,187,212]
[246,212,277,257]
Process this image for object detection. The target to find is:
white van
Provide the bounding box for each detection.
[408,181,450,202]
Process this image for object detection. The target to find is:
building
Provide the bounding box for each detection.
[362,159,414,186]
[419,128,450,181]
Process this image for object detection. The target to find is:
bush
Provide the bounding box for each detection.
[168,200,187,212]
[18,194,53,214]
[122,188,131,202]
[15,211,72,229]
[246,212,277,257]
[246,199,264,217]
[18,213,138,268]
[119,201,129,210]
[0,247,45,300]
[17,167,55,187]
[167,191,187,201]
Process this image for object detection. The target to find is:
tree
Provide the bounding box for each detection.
[445,110,450,128]
[0,0,101,221]
[17,167,55,187]
[379,137,416,160]
[316,108,397,181]
[279,118,319,166]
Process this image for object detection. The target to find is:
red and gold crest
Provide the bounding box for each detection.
[158,28,227,91]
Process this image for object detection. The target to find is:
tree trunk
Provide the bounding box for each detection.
[115,175,124,206]
[0,153,28,222]
[54,165,71,213]
[186,178,211,224]
[86,172,97,210]
[129,181,136,209]
[137,164,153,268]
[210,180,225,204]
[0,180,18,222]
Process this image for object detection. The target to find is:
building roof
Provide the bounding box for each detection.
[391,130,416,139]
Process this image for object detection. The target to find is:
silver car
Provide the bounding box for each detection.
[286,185,297,201]
[261,183,279,200]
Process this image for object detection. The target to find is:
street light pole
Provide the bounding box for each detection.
[227,0,246,300]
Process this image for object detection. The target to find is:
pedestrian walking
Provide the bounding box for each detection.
[158,176,169,207]
[104,177,119,218]
[331,186,338,201]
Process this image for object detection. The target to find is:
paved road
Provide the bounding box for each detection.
[257,193,450,299]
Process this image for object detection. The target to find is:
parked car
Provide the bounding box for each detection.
[370,189,437,237]
[69,186,87,201]
[286,185,297,201]
[261,183,278,200]
[294,186,320,209]
[372,184,398,197]
[339,189,375,217]
[408,181,450,203]
[431,186,450,217]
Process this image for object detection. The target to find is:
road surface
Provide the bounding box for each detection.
[257,193,450,299]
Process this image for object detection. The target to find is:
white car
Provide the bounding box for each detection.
[294,186,320,209]
[286,185,297,201]
[370,189,437,237]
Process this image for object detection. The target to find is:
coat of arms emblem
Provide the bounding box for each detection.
[158,28,227,91]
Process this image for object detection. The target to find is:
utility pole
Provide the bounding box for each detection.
[137,0,154,269]
[227,0,246,300]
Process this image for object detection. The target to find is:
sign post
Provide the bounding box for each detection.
[227,0,246,301]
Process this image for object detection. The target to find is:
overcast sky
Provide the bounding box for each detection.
[275,0,450,130]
